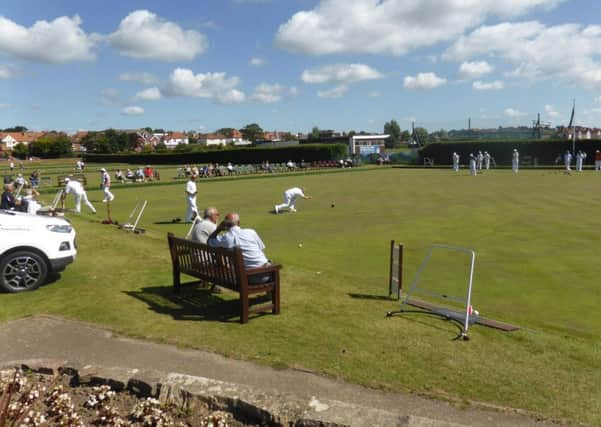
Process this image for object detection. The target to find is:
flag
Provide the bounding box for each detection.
[568,103,575,129]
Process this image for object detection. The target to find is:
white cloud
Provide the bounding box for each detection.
[301,63,383,84]
[119,72,159,84]
[250,83,284,103]
[403,72,447,90]
[0,103,10,109]
[122,106,144,115]
[0,15,95,63]
[317,85,348,98]
[544,104,559,117]
[135,87,162,101]
[100,88,121,106]
[276,0,562,56]
[108,10,207,61]
[472,80,504,90]
[288,86,299,96]
[0,65,13,79]
[249,57,266,66]
[163,68,246,104]
[504,108,526,118]
[445,21,601,89]
[458,60,493,79]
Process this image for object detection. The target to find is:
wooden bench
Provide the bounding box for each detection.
[57,173,87,187]
[167,233,282,323]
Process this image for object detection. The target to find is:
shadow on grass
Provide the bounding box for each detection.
[124,285,271,323]
[347,293,394,301]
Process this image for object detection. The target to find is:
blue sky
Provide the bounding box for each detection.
[1,0,600,133]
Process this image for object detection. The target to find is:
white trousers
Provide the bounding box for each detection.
[453,162,459,171]
[484,160,490,170]
[565,161,571,171]
[512,160,519,173]
[103,187,114,202]
[595,160,601,171]
[576,159,583,172]
[276,194,296,211]
[74,192,96,213]
[186,196,198,222]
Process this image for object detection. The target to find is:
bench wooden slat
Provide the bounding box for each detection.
[167,233,281,323]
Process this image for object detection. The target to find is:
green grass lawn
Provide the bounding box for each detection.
[1,167,600,424]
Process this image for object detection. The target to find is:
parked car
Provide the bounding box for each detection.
[0,209,77,292]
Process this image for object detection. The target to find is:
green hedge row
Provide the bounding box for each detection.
[84,144,348,165]
[419,140,601,165]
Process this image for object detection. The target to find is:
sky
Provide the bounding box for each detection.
[1,0,601,133]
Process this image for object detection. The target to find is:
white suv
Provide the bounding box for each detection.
[0,210,77,293]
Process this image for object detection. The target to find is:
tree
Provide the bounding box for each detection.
[240,123,264,142]
[400,130,410,141]
[280,132,298,141]
[384,120,401,148]
[2,126,27,132]
[11,143,28,159]
[154,142,167,150]
[309,126,320,140]
[28,133,72,158]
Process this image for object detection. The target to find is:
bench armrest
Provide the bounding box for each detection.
[245,264,282,275]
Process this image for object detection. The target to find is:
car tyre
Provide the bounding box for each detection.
[0,251,48,293]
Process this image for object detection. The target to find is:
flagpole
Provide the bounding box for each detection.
[572,99,576,155]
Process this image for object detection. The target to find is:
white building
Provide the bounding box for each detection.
[163,132,189,149]
[349,134,390,156]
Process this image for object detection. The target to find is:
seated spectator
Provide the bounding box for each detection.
[144,165,153,181]
[115,169,125,183]
[15,173,26,187]
[208,212,272,283]
[126,168,135,181]
[227,162,234,175]
[1,183,16,210]
[184,164,192,176]
[190,207,219,244]
[207,163,215,176]
[21,188,41,215]
[286,160,295,171]
[135,168,145,182]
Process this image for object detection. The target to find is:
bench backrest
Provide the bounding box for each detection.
[167,233,246,291]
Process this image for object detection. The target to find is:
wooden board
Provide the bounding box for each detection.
[405,298,520,332]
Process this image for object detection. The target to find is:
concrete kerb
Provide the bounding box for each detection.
[0,359,464,427]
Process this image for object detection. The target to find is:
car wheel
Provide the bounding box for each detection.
[0,251,48,293]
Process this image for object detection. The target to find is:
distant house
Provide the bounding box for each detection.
[198,131,251,146]
[70,131,89,152]
[163,132,189,149]
[0,132,45,152]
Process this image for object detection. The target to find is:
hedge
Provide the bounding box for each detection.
[84,144,348,165]
[419,140,601,165]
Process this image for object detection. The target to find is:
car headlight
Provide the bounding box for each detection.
[46,224,72,233]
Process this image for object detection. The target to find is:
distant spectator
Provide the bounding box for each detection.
[21,188,41,215]
[1,183,16,210]
[115,169,125,183]
[286,160,295,171]
[135,167,145,182]
[14,174,26,187]
[9,160,14,172]
[144,165,153,181]
[191,207,219,244]
[126,168,135,181]
[227,162,234,175]
[595,150,601,171]
[29,170,39,188]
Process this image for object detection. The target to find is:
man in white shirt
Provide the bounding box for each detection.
[452,152,460,172]
[484,151,491,170]
[512,149,519,173]
[190,207,219,243]
[476,151,484,171]
[469,154,477,176]
[185,174,198,223]
[208,213,271,283]
[63,177,96,213]
[274,186,312,214]
[100,168,114,202]
[564,150,572,174]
